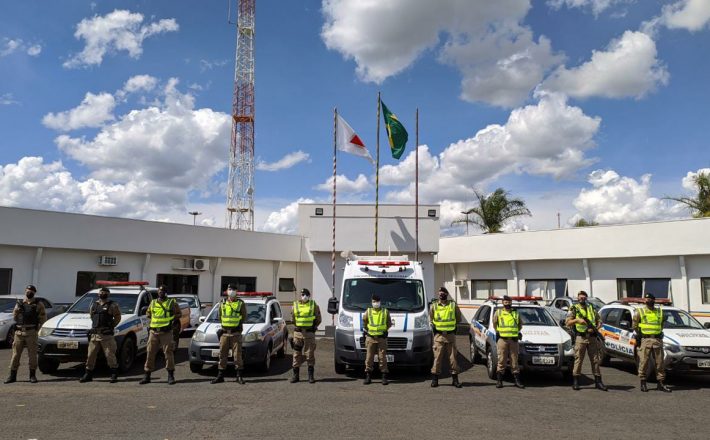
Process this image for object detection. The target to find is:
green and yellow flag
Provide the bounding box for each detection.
[381,101,408,160]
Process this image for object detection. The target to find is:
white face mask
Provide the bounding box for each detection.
[301,294,309,301]
[227,290,236,298]
[372,302,381,309]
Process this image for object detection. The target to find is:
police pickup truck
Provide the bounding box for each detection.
[37,281,189,374]
[599,298,710,375]
[470,296,575,379]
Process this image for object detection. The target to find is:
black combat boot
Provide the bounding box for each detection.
[29,369,38,384]
[595,376,608,391]
[572,376,580,391]
[167,369,176,385]
[236,369,245,385]
[289,367,300,383]
[381,373,388,386]
[4,370,17,384]
[139,372,151,385]
[307,366,315,384]
[657,381,671,393]
[513,374,525,389]
[211,370,225,384]
[452,374,462,388]
[79,369,93,383]
[640,380,648,392]
[110,369,118,384]
[363,371,372,385]
[430,374,439,388]
[496,372,503,388]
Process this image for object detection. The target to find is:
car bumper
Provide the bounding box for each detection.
[38,335,126,363]
[664,353,710,374]
[188,339,267,366]
[517,352,572,372]
[334,328,432,367]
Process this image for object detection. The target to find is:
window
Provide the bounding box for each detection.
[619,310,633,329]
[269,303,282,322]
[476,306,492,326]
[703,278,710,304]
[157,274,199,295]
[471,280,507,299]
[220,276,256,295]
[75,271,129,296]
[525,279,567,300]
[603,308,623,326]
[0,268,11,295]
[278,278,296,292]
[617,278,671,299]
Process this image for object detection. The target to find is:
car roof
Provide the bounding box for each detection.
[0,294,47,300]
[482,301,542,308]
[601,303,681,312]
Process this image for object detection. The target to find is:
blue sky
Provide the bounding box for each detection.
[1,0,709,234]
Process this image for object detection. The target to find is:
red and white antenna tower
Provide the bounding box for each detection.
[226,0,255,230]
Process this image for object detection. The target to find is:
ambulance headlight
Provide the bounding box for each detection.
[414,315,430,329]
[38,326,54,337]
[244,332,261,342]
[338,313,353,329]
[192,330,206,342]
[666,344,681,354]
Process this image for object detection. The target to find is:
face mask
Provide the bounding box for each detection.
[227,290,237,298]
[647,301,655,308]
[578,297,587,304]
[26,292,35,299]
[158,291,166,299]
[301,294,309,301]
[503,303,512,310]
[99,293,109,300]
[438,293,447,300]
[372,302,381,309]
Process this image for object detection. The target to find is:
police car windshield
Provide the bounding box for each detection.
[663,309,704,329]
[68,293,137,315]
[0,298,17,313]
[343,279,425,312]
[170,296,196,307]
[501,306,556,326]
[574,298,605,310]
[206,303,266,324]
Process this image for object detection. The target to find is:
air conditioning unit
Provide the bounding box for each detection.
[98,256,117,266]
[454,280,465,287]
[193,259,209,271]
[172,258,193,270]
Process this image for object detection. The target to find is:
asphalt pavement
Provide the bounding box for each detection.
[2,335,709,440]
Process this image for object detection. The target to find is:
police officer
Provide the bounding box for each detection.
[362,294,393,386]
[492,295,524,389]
[212,284,248,384]
[634,293,671,392]
[430,287,462,388]
[4,285,46,384]
[80,287,122,383]
[140,285,182,385]
[290,288,321,384]
[566,290,607,391]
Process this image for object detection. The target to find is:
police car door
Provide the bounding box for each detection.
[136,291,154,349]
[473,305,491,353]
[616,308,635,359]
[270,302,285,349]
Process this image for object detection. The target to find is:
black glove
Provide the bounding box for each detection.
[216,329,224,339]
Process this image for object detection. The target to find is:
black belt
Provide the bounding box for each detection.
[16,325,37,330]
[641,335,662,339]
[294,327,315,333]
[150,327,172,333]
[434,330,454,335]
[500,336,518,340]
[221,329,242,335]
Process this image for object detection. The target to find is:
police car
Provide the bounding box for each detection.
[469,296,575,379]
[37,281,189,374]
[188,293,288,373]
[599,298,710,375]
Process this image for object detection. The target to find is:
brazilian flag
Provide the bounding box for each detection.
[381,101,408,160]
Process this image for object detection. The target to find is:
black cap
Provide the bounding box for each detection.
[644,293,655,300]
[99,287,110,294]
[502,295,512,301]
[300,288,311,296]
[371,294,381,301]
[227,284,237,290]
[438,287,449,295]
[578,290,588,297]
[25,285,37,292]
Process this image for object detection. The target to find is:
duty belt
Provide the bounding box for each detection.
[434,330,453,335]
[294,327,315,333]
[499,336,518,340]
[150,326,172,332]
[640,335,662,339]
[221,328,241,334]
[16,325,37,330]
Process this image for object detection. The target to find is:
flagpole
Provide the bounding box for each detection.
[415,108,419,262]
[375,92,381,255]
[332,108,337,301]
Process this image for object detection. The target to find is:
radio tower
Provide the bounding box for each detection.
[226,0,255,230]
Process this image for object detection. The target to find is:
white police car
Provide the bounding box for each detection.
[599,298,710,375]
[469,296,575,379]
[188,293,288,373]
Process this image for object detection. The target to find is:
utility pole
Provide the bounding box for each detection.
[188,211,202,226]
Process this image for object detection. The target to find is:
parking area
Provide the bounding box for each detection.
[2,335,710,439]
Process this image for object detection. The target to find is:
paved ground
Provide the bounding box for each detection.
[2,335,709,440]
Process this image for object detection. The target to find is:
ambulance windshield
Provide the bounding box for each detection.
[343,278,425,312]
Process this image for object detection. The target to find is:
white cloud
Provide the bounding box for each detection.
[199,59,230,72]
[262,198,315,234]
[27,44,42,56]
[379,145,438,186]
[1,38,41,57]
[658,0,710,32]
[64,10,179,68]
[256,151,311,172]
[547,0,632,15]
[0,157,85,211]
[315,174,371,193]
[682,168,710,191]
[542,31,669,99]
[0,93,19,105]
[321,0,562,107]
[42,92,116,131]
[122,74,158,94]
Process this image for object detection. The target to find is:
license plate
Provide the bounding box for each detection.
[58,341,79,350]
[210,349,232,358]
[532,356,555,365]
[374,354,394,363]
[698,359,710,368]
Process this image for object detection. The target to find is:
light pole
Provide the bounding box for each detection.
[460,211,470,235]
[188,211,202,226]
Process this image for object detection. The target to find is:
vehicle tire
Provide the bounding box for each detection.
[486,346,497,380]
[117,335,136,373]
[4,326,15,347]
[277,331,287,358]
[601,354,611,367]
[470,337,482,364]
[38,356,60,375]
[260,343,272,372]
[561,364,573,381]
[189,362,202,373]
[334,359,346,374]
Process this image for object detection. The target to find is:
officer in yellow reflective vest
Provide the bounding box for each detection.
[492,295,524,389]
[429,287,462,388]
[140,285,182,385]
[290,288,321,384]
[633,293,671,392]
[212,284,248,384]
[362,294,393,385]
[566,290,607,391]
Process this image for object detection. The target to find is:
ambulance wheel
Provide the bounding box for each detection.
[486,346,497,380]
[189,362,202,373]
[117,336,136,373]
[334,359,346,374]
[38,356,59,375]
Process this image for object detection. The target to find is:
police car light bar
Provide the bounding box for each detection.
[488,296,543,302]
[357,261,409,266]
[96,281,149,286]
[619,297,673,305]
[221,291,274,297]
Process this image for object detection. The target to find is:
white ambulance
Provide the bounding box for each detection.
[329,255,433,374]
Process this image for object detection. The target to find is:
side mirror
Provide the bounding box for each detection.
[199,316,206,323]
[561,306,569,312]
[619,320,631,330]
[200,304,208,310]
[139,306,148,316]
[272,317,283,323]
[703,322,710,330]
[327,297,339,315]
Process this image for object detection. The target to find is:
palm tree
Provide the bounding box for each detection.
[665,171,710,218]
[573,218,599,227]
[451,188,531,234]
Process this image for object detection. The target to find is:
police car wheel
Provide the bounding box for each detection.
[486,347,497,380]
[470,338,482,364]
[260,344,272,372]
[118,337,136,373]
[189,362,202,373]
[38,356,60,374]
[277,331,287,358]
[601,354,611,367]
[4,326,14,347]
[334,359,346,374]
